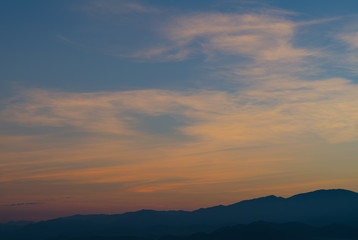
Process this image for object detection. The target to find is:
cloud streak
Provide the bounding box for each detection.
[3,202,43,207]
[83,0,159,15]
[2,4,358,221]
[132,12,317,62]
[2,76,358,147]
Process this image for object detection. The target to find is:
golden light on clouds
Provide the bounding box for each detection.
[1,1,358,222]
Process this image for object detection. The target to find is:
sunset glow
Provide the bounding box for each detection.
[1,0,358,222]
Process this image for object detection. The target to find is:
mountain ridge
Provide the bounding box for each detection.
[2,188,358,240]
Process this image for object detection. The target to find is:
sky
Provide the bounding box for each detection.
[1,0,358,222]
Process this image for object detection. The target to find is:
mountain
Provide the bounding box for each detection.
[2,189,358,240]
[159,221,358,240]
[190,189,358,225]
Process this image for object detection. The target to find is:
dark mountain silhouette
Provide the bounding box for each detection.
[2,189,358,240]
[159,221,358,240]
[0,221,33,237]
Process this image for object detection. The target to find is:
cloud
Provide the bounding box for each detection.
[1,75,357,191]
[83,0,159,15]
[340,32,358,49]
[1,80,358,204]
[2,7,358,213]
[335,31,358,74]
[133,13,317,62]
[2,76,358,150]
[3,202,43,207]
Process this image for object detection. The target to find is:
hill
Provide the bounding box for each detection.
[2,189,358,240]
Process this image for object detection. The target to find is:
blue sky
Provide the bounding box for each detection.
[2,0,358,96]
[1,0,358,222]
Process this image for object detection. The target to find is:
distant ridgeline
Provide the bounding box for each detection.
[2,189,358,240]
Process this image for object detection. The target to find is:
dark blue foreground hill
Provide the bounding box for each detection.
[2,189,358,239]
[159,221,358,240]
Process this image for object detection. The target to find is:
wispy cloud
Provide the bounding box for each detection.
[83,0,159,15]
[3,76,358,147]
[3,202,43,207]
[1,82,358,215]
[132,12,317,62]
[336,30,358,74]
[2,4,358,219]
[3,8,358,194]
[340,32,358,49]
